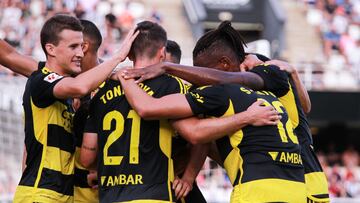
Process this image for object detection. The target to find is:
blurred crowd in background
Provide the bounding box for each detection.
[0,0,162,76]
[305,0,360,66]
[302,0,360,88]
[318,146,360,198]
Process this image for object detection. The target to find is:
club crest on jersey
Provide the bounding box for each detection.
[44,73,63,83]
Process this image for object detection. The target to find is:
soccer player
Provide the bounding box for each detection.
[0,19,106,203]
[117,22,306,202]
[122,21,329,202]
[240,55,329,203]
[80,21,188,203]
[165,40,181,64]
[0,18,114,203]
[118,72,306,202]
[80,21,278,203]
[72,19,103,203]
[164,39,207,203]
[12,14,138,203]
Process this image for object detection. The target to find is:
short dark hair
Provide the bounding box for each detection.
[193,21,247,64]
[40,14,83,55]
[166,40,181,63]
[80,19,102,51]
[129,21,167,59]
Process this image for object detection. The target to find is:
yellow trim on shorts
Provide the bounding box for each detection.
[305,172,330,202]
[14,185,73,203]
[230,178,306,203]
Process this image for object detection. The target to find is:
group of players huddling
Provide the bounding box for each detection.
[0,13,329,203]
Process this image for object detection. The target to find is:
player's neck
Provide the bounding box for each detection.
[133,57,161,69]
[82,52,99,72]
[44,60,69,76]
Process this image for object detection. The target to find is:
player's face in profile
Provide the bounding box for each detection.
[54,29,84,75]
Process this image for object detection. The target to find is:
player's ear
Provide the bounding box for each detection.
[45,43,56,57]
[159,46,166,62]
[82,41,89,53]
[219,56,232,71]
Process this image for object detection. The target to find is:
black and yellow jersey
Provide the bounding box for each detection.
[251,64,330,202]
[250,65,313,145]
[14,67,75,203]
[85,74,188,203]
[73,96,99,203]
[185,84,306,203]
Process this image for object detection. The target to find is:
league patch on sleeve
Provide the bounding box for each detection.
[44,73,63,83]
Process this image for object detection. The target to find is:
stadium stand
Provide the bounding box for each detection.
[299,0,360,90]
[0,77,25,202]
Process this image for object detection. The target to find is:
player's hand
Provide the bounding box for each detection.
[264,60,295,74]
[87,170,98,189]
[116,28,139,62]
[121,62,166,83]
[111,66,131,80]
[72,98,81,111]
[173,177,193,200]
[240,54,264,72]
[246,100,281,126]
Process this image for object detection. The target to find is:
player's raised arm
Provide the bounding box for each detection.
[0,39,37,77]
[265,59,311,113]
[122,61,264,90]
[53,28,139,99]
[242,54,311,113]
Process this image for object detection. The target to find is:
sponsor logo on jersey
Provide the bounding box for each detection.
[44,73,63,83]
[268,151,303,166]
[101,174,143,187]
